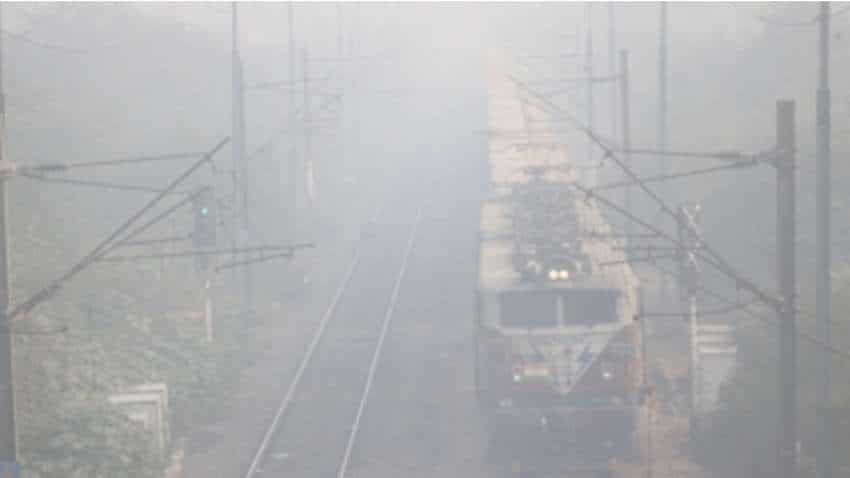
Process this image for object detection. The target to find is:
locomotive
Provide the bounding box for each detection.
[475,52,643,477]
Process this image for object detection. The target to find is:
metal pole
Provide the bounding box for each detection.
[639,286,653,478]
[337,3,346,177]
[204,278,213,342]
[585,4,595,185]
[287,2,297,240]
[657,2,668,186]
[689,296,698,431]
[608,3,617,141]
[678,204,701,439]
[776,99,797,478]
[337,3,344,61]
[303,48,315,204]
[0,2,16,466]
[619,50,632,242]
[816,3,832,478]
[657,3,671,298]
[351,4,362,180]
[232,3,253,315]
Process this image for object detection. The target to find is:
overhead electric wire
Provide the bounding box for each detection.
[592,161,760,192]
[6,137,230,321]
[98,243,313,263]
[246,91,343,162]
[111,194,198,250]
[753,4,850,28]
[598,252,678,267]
[575,181,782,309]
[648,261,850,363]
[510,75,784,310]
[1,28,104,54]
[19,172,189,195]
[613,146,769,163]
[641,301,759,320]
[24,151,206,173]
[119,235,192,247]
[214,251,294,272]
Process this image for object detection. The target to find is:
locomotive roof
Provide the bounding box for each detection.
[478,194,637,294]
[480,50,639,296]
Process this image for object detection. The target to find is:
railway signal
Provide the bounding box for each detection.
[192,186,217,249]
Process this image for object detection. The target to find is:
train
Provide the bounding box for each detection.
[474,52,644,477]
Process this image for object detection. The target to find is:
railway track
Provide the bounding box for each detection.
[243,202,422,478]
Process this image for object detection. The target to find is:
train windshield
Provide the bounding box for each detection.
[499,290,558,328]
[561,289,619,326]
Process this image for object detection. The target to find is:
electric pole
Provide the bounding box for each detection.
[677,203,701,439]
[815,3,832,478]
[657,2,668,187]
[336,3,347,180]
[0,3,16,468]
[657,3,670,298]
[287,2,297,242]
[585,4,595,185]
[337,3,344,64]
[303,48,315,204]
[619,49,632,242]
[350,4,362,181]
[776,99,797,478]
[639,285,653,478]
[232,3,253,316]
[608,3,617,141]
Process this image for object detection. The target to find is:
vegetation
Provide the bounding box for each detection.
[3,5,263,476]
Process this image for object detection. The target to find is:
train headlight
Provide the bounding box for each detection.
[548,269,558,281]
[601,361,614,381]
[558,269,569,280]
[511,360,524,383]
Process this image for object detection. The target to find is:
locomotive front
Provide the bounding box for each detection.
[476,194,642,473]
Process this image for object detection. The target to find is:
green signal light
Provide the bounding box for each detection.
[200,207,209,216]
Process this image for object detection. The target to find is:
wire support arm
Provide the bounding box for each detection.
[574,183,783,310]
[6,137,230,321]
[97,243,314,263]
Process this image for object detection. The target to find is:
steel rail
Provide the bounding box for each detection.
[336,207,421,478]
[243,205,420,478]
[242,249,362,478]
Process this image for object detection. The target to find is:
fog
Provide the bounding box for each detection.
[2,2,849,478]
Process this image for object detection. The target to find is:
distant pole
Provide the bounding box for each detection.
[608,3,617,141]
[204,279,213,342]
[657,2,670,296]
[657,2,668,185]
[337,3,344,61]
[585,4,595,185]
[0,2,16,467]
[303,48,315,204]
[815,3,832,478]
[677,204,702,440]
[337,3,346,176]
[232,2,253,315]
[776,99,797,478]
[639,286,653,478]
[619,50,632,242]
[287,2,298,241]
[351,4,362,178]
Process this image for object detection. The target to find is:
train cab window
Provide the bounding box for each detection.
[561,289,619,326]
[499,291,558,328]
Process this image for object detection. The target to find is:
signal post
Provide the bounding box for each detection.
[192,186,217,342]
